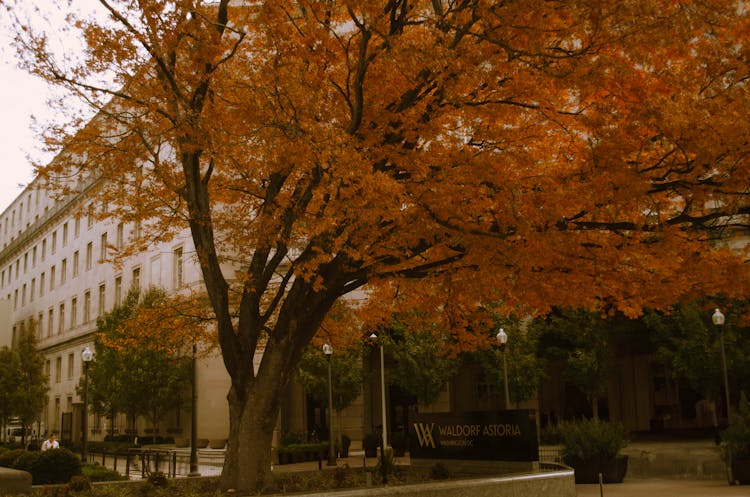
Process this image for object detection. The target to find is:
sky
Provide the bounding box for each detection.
[0,1,104,214]
[0,34,51,214]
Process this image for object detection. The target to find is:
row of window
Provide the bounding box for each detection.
[12,245,186,342]
[13,267,141,340]
[1,222,124,292]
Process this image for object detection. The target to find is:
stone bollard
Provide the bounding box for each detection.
[0,467,32,495]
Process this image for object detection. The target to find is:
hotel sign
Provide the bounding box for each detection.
[409,410,538,461]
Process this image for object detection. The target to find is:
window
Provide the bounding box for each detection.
[50,265,55,291]
[45,359,50,379]
[132,267,141,292]
[116,223,124,250]
[40,272,45,297]
[13,289,17,310]
[67,353,74,379]
[86,242,93,270]
[73,251,79,277]
[62,222,68,247]
[133,220,141,240]
[23,253,28,273]
[42,239,46,261]
[100,233,108,261]
[87,204,94,228]
[114,276,122,306]
[54,398,60,430]
[38,313,43,339]
[32,246,37,266]
[47,309,53,337]
[83,291,91,323]
[74,216,80,237]
[71,296,78,328]
[51,231,57,254]
[1,269,4,288]
[58,303,65,334]
[22,284,26,307]
[55,357,61,383]
[173,246,184,288]
[98,284,106,317]
[30,278,35,302]
[61,259,67,284]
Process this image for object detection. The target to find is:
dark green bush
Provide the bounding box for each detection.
[0,448,27,468]
[67,475,92,492]
[28,448,83,484]
[558,419,627,463]
[12,450,41,472]
[429,462,451,480]
[146,471,169,487]
[82,463,127,482]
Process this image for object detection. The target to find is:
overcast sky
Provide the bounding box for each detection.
[0,1,105,213]
[0,37,50,213]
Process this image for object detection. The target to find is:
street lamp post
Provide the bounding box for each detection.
[496,328,510,408]
[713,309,731,422]
[713,308,733,483]
[188,343,201,477]
[81,346,94,463]
[369,333,388,449]
[323,343,336,466]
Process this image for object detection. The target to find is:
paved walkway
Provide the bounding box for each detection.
[104,440,750,495]
[576,479,749,497]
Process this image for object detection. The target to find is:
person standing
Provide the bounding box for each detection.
[41,433,59,451]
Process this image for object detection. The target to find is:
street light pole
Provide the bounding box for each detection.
[496,328,510,408]
[713,309,731,422]
[81,346,93,463]
[188,343,201,477]
[323,344,336,466]
[369,333,388,449]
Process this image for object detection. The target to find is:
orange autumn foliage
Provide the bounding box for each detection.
[8,0,750,490]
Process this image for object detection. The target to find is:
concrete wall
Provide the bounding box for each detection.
[0,467,32,495]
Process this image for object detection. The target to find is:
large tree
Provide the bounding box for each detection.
[8,0,750,490]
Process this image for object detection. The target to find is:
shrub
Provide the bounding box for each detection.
[82,463,127,482]
[29,448,83,484]
[723,393,750,458]
[0,448,27,468]
[147,471,169,487]
[558,419,627,463]
[12,451,41,472]
[67,475,92,492]
[333,464,350,488]
[430,462,451,480]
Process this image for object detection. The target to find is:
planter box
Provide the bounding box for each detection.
[566,454,628,484]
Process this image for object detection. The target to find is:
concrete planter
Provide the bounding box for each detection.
[0,467,32,495]
[566,454,628,484]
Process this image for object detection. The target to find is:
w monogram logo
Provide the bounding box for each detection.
[412,422,437,448]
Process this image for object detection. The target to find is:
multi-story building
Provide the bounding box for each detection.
[0,177,232,442]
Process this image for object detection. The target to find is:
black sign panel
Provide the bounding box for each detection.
[409,410,538,461]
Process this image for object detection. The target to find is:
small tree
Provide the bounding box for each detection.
[643,299,750,421]
[385,319,459,407]
[13,325,49,444]
[533,308,615,420]
[477,321,546,407]
[0,347,22,442]
[83,288,206,439]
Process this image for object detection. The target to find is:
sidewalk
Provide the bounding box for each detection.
[576,479,748,497]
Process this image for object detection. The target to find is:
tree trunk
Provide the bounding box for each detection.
[592,396,599,420]
[220,343,294,492]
